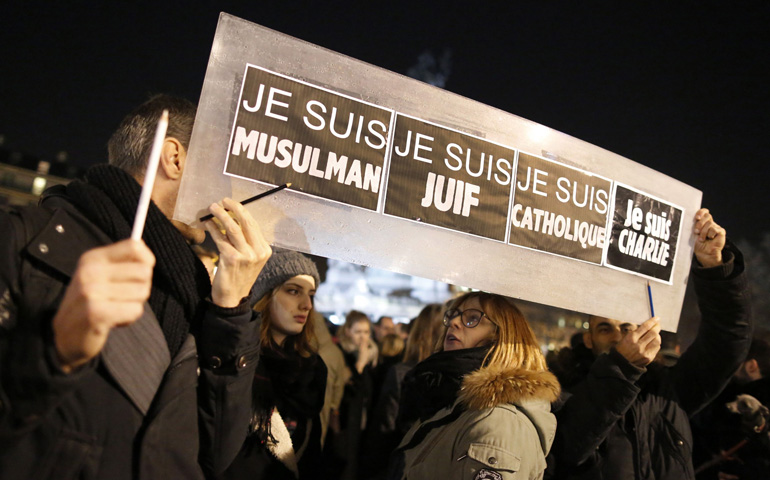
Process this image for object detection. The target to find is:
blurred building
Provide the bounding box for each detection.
[314,257,580,352]
[314,258,455,325]
[0,144,82,206]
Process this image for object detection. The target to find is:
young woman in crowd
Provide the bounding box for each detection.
[390,292,561,480]
[219,249,326,480]
[335,310,378,480]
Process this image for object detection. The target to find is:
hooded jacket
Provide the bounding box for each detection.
[395,364,560,480]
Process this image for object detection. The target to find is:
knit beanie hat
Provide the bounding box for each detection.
[253,248,321,301]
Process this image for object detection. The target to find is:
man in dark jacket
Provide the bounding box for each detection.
[0,95,272,479]
[547,208,753,480]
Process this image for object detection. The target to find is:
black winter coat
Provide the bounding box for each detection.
[361,361,414,479]
[548,243,753,480]
[0,195,260,479]
[334,350,374,480]
[219,348,327,480]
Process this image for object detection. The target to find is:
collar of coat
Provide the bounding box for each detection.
[267,408,299,478]
[457,364,561,410]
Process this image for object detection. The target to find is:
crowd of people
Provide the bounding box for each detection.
[0,95,767,480]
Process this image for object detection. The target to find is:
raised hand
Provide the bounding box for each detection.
[615,317,662,368]
[204,197,272,308]
[693,208,726,268]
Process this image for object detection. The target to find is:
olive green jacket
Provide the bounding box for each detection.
[396,365,560,480]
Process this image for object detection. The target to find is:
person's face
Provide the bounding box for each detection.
[584,317,637,356]
[269,275,316,346]
[348,320,371,346]
[443,297,497,351]
[376,317,396,342]
[395,322,409,341]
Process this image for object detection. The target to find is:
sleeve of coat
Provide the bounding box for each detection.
[0,208,99,453]
[195,299,261,476]
[547,349,644,469]
[668,241,753,415]
[374,364,402,434]
[330,350,347,410]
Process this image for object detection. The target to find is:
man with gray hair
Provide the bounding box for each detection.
[0,94,271,479]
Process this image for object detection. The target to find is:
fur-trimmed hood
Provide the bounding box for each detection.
[459,365,561,455]
[458,364,561,410]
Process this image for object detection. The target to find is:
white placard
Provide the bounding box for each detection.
[175,13,702,331]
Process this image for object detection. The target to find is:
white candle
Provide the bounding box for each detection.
[131,109,169,241]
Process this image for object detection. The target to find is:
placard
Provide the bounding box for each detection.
[174,14,703,331]
[605,184,683,283]
[225,65,392,211]
[384,114,515,241]
[509,152,612,264]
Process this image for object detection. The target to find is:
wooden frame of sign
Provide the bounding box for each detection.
[174,13,702,331]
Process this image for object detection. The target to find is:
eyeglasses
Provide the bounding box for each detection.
[443,308,490,329]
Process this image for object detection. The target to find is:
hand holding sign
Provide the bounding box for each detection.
[204,197,272,308]
[693,208,725,268]
[615,316,662,368]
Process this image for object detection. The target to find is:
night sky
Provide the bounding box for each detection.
[1,1,768,242]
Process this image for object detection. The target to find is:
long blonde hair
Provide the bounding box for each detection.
[403,303,444,364]
[437,292,547,372]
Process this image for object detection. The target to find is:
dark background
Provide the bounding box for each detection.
[1,0,768,242]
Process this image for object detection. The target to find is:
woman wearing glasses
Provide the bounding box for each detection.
[391,292,560,480]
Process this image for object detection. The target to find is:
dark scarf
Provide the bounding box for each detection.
[397,345,490,428]
[250,340,324,445]
[64,164,211,357]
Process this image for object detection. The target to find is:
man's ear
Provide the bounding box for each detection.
[583,331,593,349]
[158,138,186,180]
